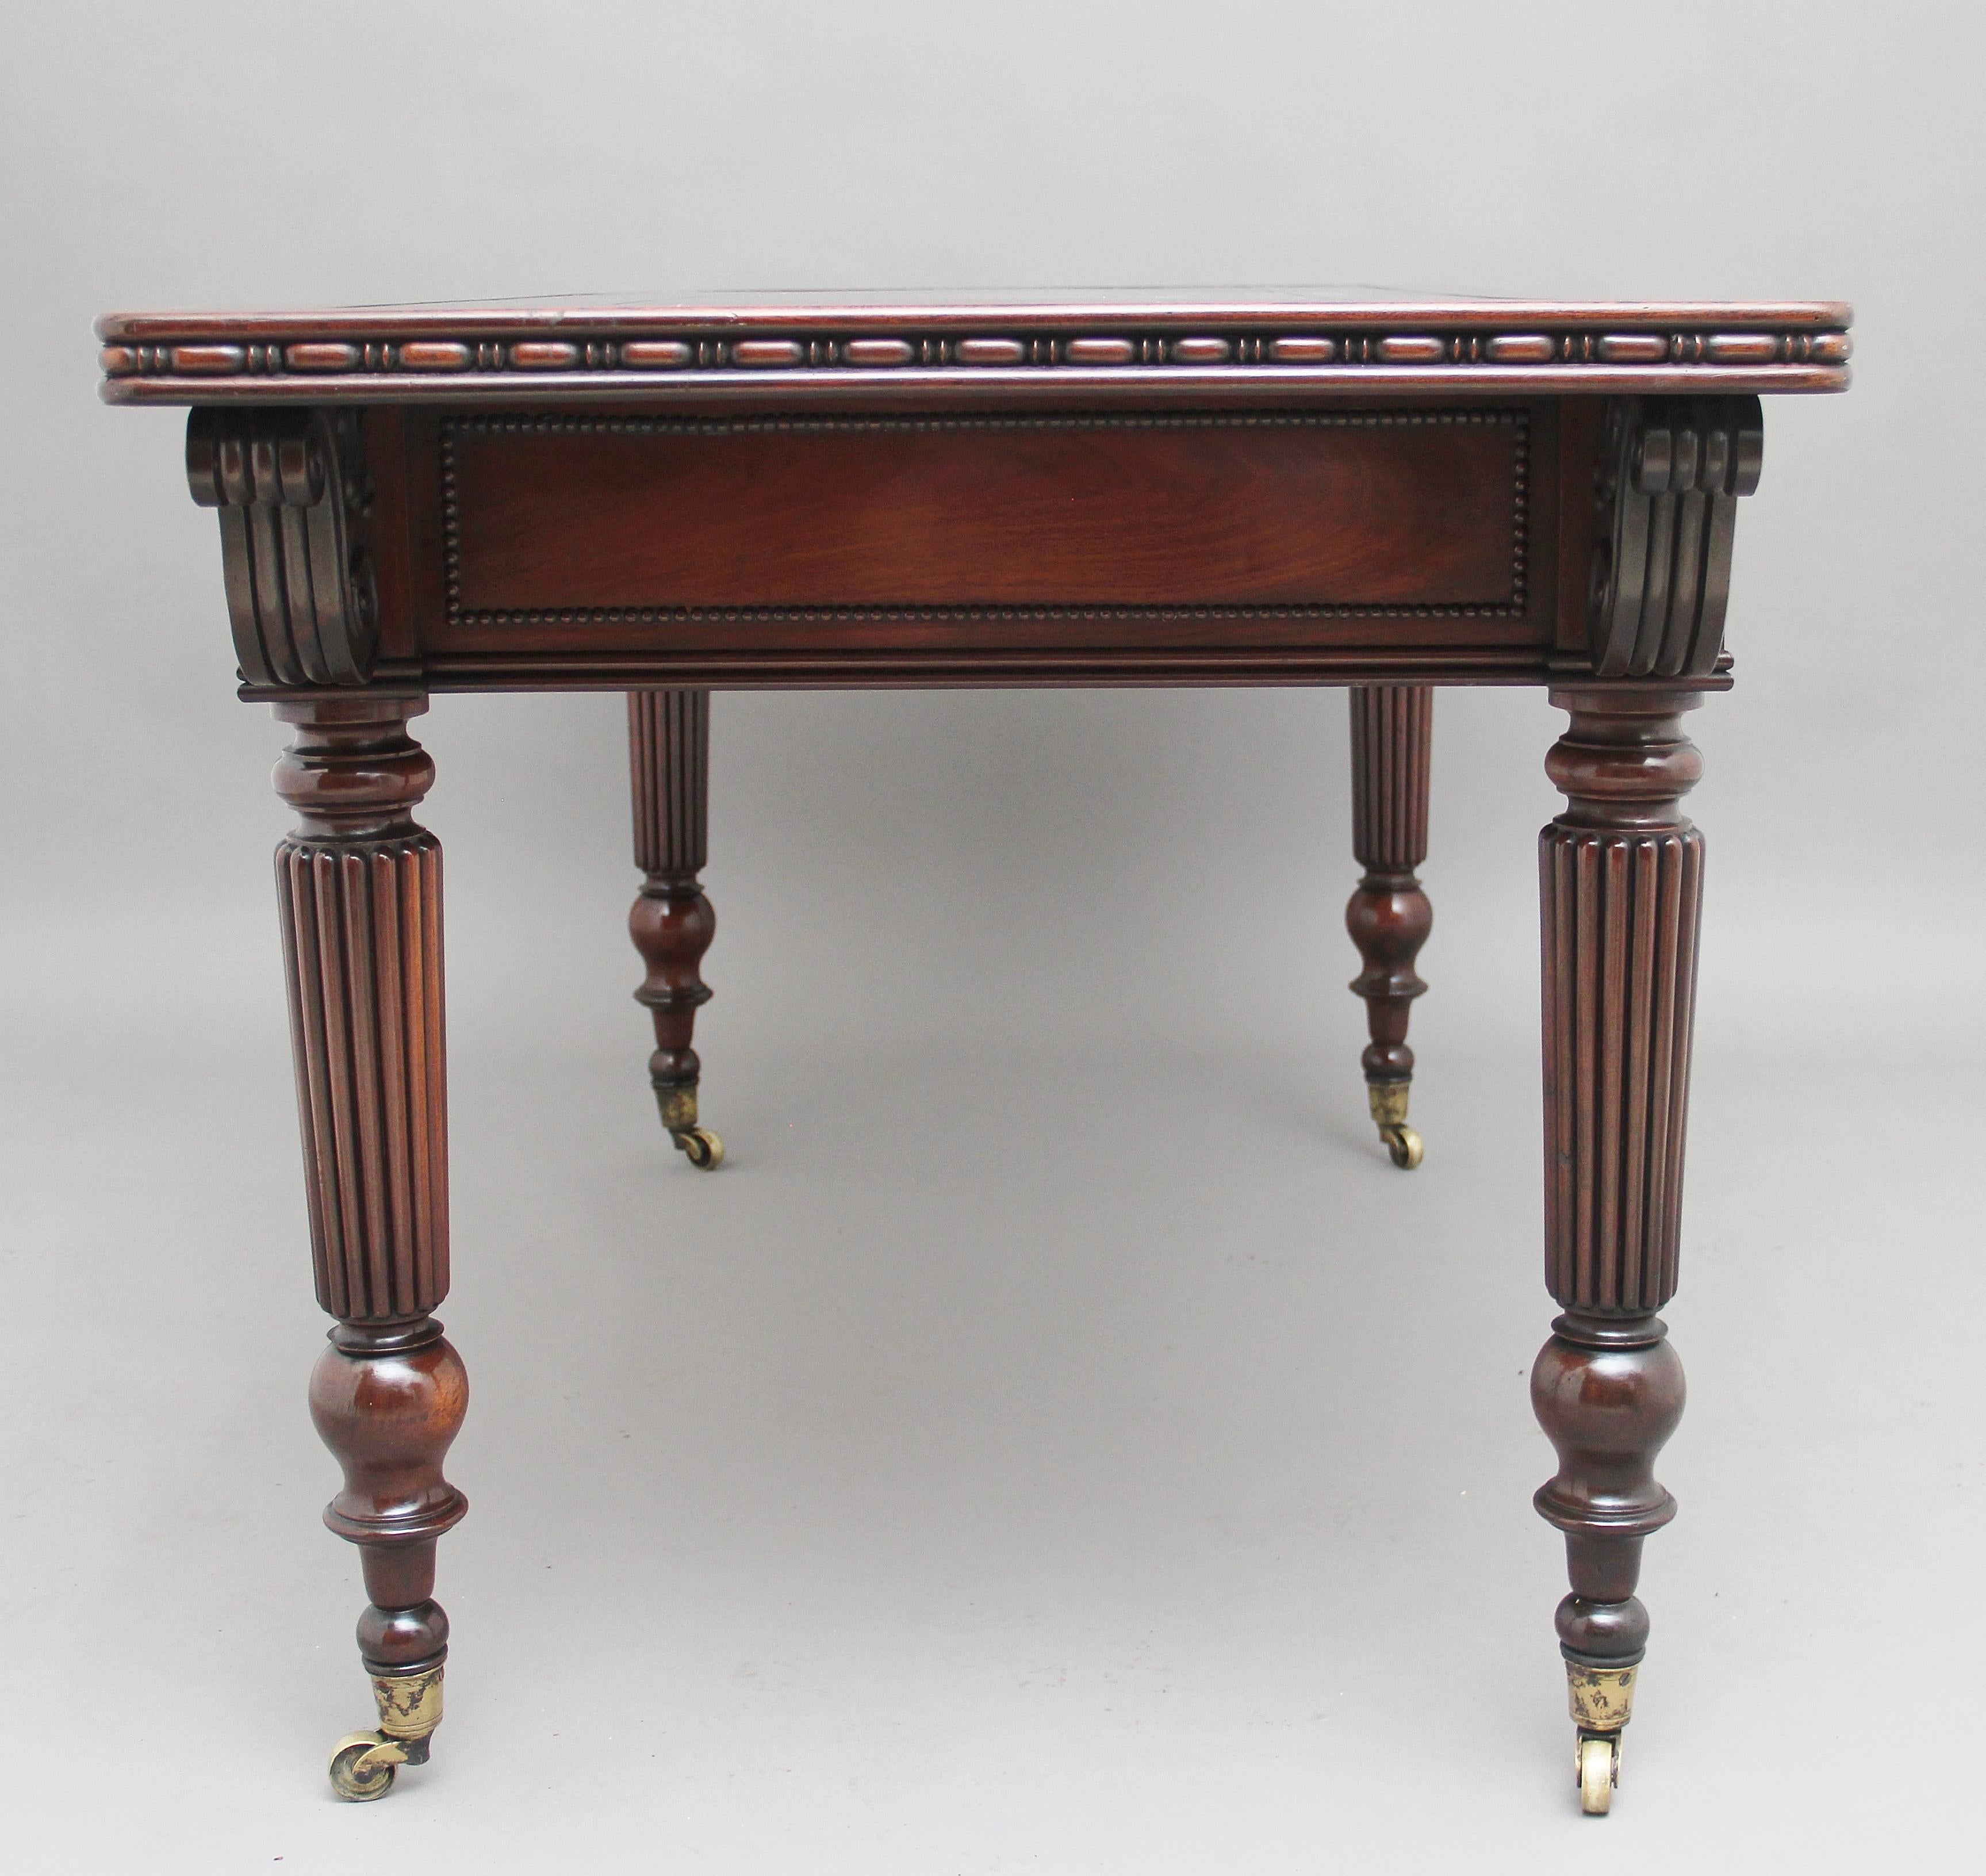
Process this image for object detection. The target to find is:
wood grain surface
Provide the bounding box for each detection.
[446,412,1525,614]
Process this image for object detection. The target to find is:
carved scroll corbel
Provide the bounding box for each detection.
[186,408,378,686]
[1588,396,1763,679]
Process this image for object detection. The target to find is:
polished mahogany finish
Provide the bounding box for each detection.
[1533,689,1704,1684]
[627,689,719,1159]
[1346,685,1433,1097]
[450,411,1523,611]
[98,291,1852,408]
[157,382,1790,694]
[97,290,1848,1813]
[310,1322,467,1687]
[273,698,449,1321]
[274,695,466,1743]
[1539,692,1703,1313]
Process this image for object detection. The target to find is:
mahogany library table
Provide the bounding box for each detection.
[97,290,1850,1814]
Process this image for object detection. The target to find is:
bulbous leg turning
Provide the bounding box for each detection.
[628,690,723,1167]
[311,1321,468,1798]
[1533,1313,1685,1813]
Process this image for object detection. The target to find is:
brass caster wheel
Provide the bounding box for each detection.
[329,1731,407,1802]
[1380,1123,1424,1170]
[1577,1732,1620,1816]
[673,1125,724,1169]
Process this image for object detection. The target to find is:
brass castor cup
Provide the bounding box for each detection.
[656,1084,724,1170]
[1367,1081,1424,1169]
[1566,1659,1637,1816]
[328,1666,444,1802]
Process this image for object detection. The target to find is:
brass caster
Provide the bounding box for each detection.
[1366,1083,1423,1169]
[1379,1123,1424,1170]
[673,1125,724,1169]
[1577,1732,1620,1816]
[330,1664,443,1800]
[329,1731,407,1802]
[657,1086,723,1167]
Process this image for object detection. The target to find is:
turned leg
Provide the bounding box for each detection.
[274,696,468,1801]
[628,689,722,1168]
[1345,685,1433,1168]
[1531,687,1703,1814]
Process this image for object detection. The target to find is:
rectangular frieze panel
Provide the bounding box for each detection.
[442,411,1529,625]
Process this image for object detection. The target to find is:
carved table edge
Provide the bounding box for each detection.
[99,359,1850,406]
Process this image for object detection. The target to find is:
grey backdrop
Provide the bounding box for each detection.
[4,3,1983,1870]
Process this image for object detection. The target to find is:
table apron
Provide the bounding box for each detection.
[358,400,1586,687]
[195,393,1781,695]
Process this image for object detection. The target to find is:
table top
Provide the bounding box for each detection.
[98,290,1853,408]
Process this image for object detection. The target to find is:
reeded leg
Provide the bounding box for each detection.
[1346,686,1432,1167]
[1531,687,1703,1813]
[274,697,469,1801]
[628,689,722,1168]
